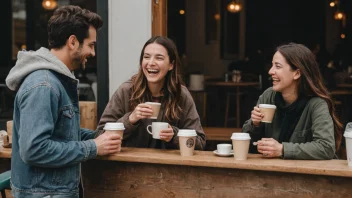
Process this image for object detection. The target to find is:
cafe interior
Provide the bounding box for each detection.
[1,0,352,197]
[2,0,351,138]
[1,0,352,145]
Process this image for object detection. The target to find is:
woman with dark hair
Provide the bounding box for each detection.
[242,43,343,160]
[98,36,206,150]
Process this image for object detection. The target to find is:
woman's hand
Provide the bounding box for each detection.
[257,138,283,158]
[159,125,174,142]
[251,106,264,126]
[129,103,153,124]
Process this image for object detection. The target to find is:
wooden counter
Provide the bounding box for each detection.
[203,127,241,141]
[3,147,351,177]
[2,147,352,197]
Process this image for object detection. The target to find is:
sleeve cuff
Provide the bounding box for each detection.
[282,142,294,159]
[82,140,98,160]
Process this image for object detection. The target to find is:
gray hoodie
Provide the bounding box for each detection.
[6,47,77,91]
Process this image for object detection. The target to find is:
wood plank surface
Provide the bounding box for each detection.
[82,159,352,198]
[203,127,241,141]
[1,147,352,178]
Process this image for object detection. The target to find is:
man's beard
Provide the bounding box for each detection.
[72,47,85,70]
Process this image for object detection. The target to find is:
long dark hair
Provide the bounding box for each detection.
[276,43,343,151]
[130,36,184,121]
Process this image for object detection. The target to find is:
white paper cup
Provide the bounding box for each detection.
[344,123,352,167]
[231,133,251,160]
[104,122,125,139]
[217,143,232,154]
[178,129,197,156]
[145,102,161,119]
[259,104,277,123]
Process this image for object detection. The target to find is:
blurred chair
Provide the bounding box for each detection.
[0,170,11,198]
[91,82,97,102]
[189,90,208,126]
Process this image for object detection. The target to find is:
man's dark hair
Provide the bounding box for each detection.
[47,5,103,49]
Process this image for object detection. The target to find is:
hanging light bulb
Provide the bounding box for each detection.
[42,0,58,10]
[334,11,345,20]
[227,0,242,13]
[330,1,336,7]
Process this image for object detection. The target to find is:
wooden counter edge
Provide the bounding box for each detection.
[2,147,351,178]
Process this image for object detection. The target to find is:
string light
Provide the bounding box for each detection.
[42,0,57,10]
[227,0,241,13]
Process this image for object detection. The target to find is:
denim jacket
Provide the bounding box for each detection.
[9,69,97,197]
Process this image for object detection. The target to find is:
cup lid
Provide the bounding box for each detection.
[259,104,276,109]
[145,102,161,105]
[231,133,251,140]
[177,129,197,137]
[103,122,125,130]
[344,131,352,138]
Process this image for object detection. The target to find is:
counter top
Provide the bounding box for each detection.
[1,147,351,177]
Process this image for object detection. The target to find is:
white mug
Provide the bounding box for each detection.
[147,122,169,139]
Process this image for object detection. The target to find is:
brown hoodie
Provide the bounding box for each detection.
[97,80,206,150]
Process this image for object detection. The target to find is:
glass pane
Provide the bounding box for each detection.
[12,0,26,60]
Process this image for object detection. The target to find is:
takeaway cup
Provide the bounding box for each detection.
[104,122,125,139]
[259,104,277,123]
[145,102,161,119]
[178,129,197,156]
[231,133,251,160]
[344,122,352,167]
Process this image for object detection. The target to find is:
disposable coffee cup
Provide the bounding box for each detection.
[259,104,277,123]
[104,122,125,139]
[231,133,251,160]
[177,129,197,156]
[145,102,161,119]
[217,143,232,154]
[344,122,352,167]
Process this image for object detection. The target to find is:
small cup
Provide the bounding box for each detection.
[344,122,352,167]
[147,122,169,139]
[259,104,277,123]
[177,129,197,156]
[217,143,232,154]
[103,122,125,139]
[231,133,251,160]
[145,102,161,119]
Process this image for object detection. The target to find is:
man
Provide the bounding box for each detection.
[6,5,121,198]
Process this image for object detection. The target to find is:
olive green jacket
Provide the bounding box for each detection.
[242,87,335,160]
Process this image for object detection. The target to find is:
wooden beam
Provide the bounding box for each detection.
[152,0,167,36]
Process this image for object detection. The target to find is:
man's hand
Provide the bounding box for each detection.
[93,132,122,155]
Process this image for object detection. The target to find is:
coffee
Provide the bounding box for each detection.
[145,102,161,119]
[231,133,251,160]
[146,122,168,139]
[177,129,197,156]
[259,104,276,123]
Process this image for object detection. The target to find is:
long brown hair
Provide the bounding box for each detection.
[276,43,343,151]
[130,36,184,121]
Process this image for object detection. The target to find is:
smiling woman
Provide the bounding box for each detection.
[242,43,343,160]
[97,36,206,150]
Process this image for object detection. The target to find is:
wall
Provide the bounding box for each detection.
[185,0,231,78]
[108,0,151,97]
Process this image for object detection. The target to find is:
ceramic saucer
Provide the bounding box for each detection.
[213,150,234,157]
